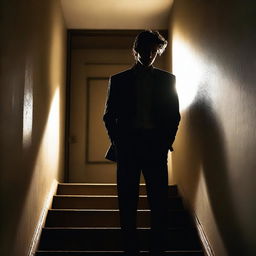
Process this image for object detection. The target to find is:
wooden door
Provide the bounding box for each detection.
[68,34,167,183]
[69,48,132,182]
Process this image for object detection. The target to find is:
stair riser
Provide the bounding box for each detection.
[46,210,192,228]
[57,185,178,197]
[52,197,183,210]
[38,229,201,251]
[37,184,204,256]
[36,251,204,256]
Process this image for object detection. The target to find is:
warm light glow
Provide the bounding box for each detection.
[41,87,60,167]
[60,0,173,29]
[23,60,33,148]
[172,34,202,111]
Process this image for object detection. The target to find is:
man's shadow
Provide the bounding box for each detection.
[173,93,248,255]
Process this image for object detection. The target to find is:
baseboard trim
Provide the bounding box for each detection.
[193,213,215,256]
[28,179,58,256]
[177,186,215,256]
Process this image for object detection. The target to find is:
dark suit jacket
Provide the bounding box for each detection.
[103,64,180,162]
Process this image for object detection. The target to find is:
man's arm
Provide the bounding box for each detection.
[103,77,118,144]
[167,75,181,150]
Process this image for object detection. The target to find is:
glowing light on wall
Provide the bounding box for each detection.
[172,34,202,111]
[23,61,33,148]
[41,87,60,168]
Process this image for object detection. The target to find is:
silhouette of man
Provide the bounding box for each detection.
[103,30,180,256]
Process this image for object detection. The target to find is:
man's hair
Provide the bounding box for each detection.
[133,30,168,56]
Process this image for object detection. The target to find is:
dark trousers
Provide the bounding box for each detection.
[115,129,169,255]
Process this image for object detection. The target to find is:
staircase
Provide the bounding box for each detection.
[35,183,205,255]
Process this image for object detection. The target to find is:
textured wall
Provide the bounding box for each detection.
[0,1,66,255]
[170,0,256,255]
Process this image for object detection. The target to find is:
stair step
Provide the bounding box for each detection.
[45,209,193,228]
[52,195,184,210]
[36,250,205,255]
[38,228,202,251]
[57,183,178,196]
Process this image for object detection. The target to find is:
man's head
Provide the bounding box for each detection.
[133,30,168,67]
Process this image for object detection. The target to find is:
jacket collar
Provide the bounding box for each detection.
[131,62,154,74]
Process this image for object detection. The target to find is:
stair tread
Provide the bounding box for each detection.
[58,183,177,186]
[54,195,179,198]
[57,184,179,196]
[52,195,184,210]
[42,227,194,230]
[45,208,193,228]
[37,183,203,255]
[37,250,203,253]
[48,209,185,211]
[36,250,205,256]
[59,183,119,185]
[38,227,201,249]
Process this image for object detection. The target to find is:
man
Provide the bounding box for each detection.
[103,30,180,255]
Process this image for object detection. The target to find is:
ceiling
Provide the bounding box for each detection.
[60,0,173,29]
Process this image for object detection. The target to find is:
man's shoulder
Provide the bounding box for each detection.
[153,67,175,80]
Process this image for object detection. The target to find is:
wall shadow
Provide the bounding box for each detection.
[179,94,248,255]
[171,0,256,254]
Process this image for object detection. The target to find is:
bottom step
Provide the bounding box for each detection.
[38,228,201,250]
[36,250,204,256]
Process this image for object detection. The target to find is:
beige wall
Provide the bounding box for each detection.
[0,1,66,255]
[169,0,256,255]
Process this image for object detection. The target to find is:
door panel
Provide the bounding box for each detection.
[87,78,109,163]
[69,51,130,182]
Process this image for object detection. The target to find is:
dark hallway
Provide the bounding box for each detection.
[1,0,256,255]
